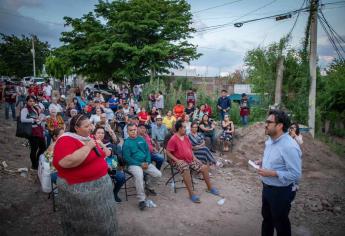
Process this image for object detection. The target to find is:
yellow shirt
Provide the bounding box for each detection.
[162,116,176,130]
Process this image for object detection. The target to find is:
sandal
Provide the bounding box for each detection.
[190,194,201,203]
[206,187,220,196]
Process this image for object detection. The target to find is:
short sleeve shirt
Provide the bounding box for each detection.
[167,134,194,163]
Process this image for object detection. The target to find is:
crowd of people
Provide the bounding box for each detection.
[2,79,304,236]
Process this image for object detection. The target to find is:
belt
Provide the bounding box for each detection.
[262,182,293,188]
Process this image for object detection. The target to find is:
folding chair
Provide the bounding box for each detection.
[218,135,234,156]
[165,159,195,193]
[112,169,148,201]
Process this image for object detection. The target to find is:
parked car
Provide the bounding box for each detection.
[22,76,46,86]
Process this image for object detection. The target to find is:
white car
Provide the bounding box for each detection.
[22,76,45,86]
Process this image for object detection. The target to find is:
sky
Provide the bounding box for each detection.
[0,0,344,76]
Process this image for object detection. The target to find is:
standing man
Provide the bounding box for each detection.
[240,93,250,126]
[4,81,17,120]
[256,110,302,236]
[122,123,162,210]
[217,89,231,120]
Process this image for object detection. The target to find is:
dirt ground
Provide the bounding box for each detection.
[1,111,345,236]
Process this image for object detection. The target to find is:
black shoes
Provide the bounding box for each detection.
[139,201,146,211]
[114,195,122,203]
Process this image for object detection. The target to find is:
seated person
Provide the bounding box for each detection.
[96,113,122,157]
[173,100,185,120]
[137,107,150,126]
[149,106,159,124]
[137,124,164,170]
[198,114,217,153]
[185,102,195,120]
[162,110,176,131]
[220,114,235,151]
[122,123,162,210]
[151,115,169,148]
[166,120,219,203]
[183,114,191,135]
[114,105,126,136]
[188,121,217,166]
[93,126,125,203]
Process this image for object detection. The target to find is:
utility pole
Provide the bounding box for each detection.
[274,55,284,105]
[31,36,36,77]
[308,0,318,138]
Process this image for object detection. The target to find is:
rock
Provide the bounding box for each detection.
[321,199,332,207]
[306,199,323,212]
[333,206,341,213]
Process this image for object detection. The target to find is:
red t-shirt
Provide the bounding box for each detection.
[166,134,194,163]
[143,134,154,153]
[174,105,185,119]
[138,111,149,124]
[53,136,108,184]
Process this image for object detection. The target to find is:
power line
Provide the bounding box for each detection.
[286,0,307,38]
[192,0,244,14]
[318,12,345,60]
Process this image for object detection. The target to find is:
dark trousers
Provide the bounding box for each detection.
[261,183,296,236]
[28,136,46,169]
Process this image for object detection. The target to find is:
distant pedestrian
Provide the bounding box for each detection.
[4,81,17,120]
[240,93,250,126]
[217,89,231,120]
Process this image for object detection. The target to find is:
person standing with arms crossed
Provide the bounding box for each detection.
[255,110,302,236]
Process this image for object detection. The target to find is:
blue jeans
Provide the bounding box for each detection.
[219,110,229,121]
[5,102,15,119]
[150,152,164,170]
[110,170,125,196]
[241,115,249,126]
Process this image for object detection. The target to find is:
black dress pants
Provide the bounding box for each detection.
[28,136,46,169]
[261,183,296,236]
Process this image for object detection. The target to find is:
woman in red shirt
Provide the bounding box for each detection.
[173,100,185,120]
[138,107,150,125]
[53,114,118,235]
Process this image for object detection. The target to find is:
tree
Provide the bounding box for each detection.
[317,59,345,134]
[0,34,50,78]
[59,0,200,86]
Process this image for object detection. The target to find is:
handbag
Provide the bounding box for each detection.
[16,116,32,138]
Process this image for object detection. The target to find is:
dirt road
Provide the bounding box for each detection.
[1,115,344,236]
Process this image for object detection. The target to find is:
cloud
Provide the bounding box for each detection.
[0,1,64,47]
[0,0,43,11]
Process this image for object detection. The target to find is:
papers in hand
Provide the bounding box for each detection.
[248,160,260,170]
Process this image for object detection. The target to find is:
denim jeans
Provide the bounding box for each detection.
[5,102,16,119]
[241,115,249,126]
[150,152,164,170]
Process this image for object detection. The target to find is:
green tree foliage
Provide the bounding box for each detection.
[317,60,345,134]
[0,34,50,78]
[45,53,71,81]
[59,0,200,85]
[244,39,311,124]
